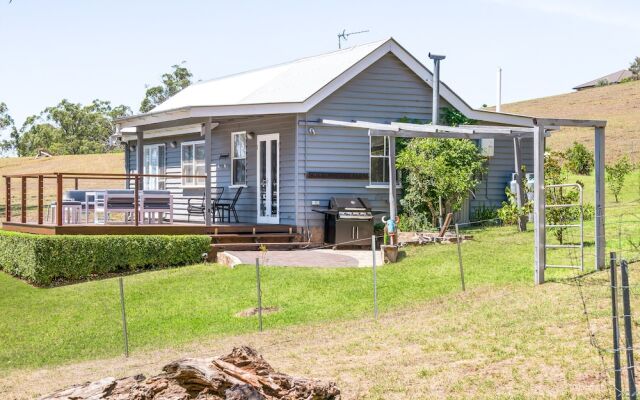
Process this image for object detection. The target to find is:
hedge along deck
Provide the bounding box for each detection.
[0,231,212,285]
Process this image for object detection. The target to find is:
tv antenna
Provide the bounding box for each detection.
[337,29,369,49]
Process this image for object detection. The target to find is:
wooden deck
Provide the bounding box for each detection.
[0,221,299,236]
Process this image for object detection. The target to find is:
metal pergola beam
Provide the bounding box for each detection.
[370,129,537,139]
[322,119,553,139]
[533,118,607,128]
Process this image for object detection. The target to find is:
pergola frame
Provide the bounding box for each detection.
[321,118,607,285]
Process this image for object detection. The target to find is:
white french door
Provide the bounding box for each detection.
[256,133,280,224]
[143,144,165,190]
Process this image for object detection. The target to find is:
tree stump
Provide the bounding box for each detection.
[40,346,340,400]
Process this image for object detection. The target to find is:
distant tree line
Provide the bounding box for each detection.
[0,63,193,157]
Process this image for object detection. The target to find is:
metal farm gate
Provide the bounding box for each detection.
[544,183,584,271]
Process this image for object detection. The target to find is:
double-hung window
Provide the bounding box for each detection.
[181,141,206,187]
[370,136,391,185]
[231,131,247,186]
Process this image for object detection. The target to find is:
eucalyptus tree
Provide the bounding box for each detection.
[139,62,193,113]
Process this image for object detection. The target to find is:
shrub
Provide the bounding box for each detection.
[472,205,498,222]
[397,137,485,227]
[606,156,633,203]
[564,141,594,175]
[397,212,432,232]
[0,232,211,285]
[545,152,592,244]
[497,188,530,226]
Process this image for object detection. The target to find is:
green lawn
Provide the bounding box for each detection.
[1,170,639,372]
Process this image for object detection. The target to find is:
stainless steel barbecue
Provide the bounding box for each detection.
[313,197,375,248]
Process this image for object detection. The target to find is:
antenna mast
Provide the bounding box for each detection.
[337,29,370,49]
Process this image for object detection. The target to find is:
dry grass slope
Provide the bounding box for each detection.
[490,80,640,162]
[0,282,609,399]
[0,153,123,218]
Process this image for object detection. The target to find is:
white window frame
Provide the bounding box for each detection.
[181,140,206,188]
[367,136,402,189]
[231,131,247,187]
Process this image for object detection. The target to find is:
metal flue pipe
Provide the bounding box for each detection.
[429,53,446,227]
[429,53,446,125]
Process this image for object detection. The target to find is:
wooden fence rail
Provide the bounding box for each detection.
[2,172,206,227]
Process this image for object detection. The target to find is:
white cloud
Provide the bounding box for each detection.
[486,0,640,31]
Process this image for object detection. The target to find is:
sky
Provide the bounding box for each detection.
[0,0,639,138]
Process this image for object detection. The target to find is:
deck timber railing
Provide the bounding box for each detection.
[2,172,206,227]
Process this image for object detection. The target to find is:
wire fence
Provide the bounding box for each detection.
[548,200,640,399]
[26,220,512,366]
[7,203,640,399]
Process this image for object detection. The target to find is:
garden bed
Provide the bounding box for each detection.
[398,231,473,245]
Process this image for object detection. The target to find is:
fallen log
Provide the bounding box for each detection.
[40,346,340,400]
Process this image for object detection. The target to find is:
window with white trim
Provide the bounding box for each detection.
[181,141,206,187]
[231,131,247,186]
[370,136,391,185]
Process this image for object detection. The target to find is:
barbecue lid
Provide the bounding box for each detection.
[330,197,372,210]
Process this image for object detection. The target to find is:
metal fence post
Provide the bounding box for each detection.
[372,235,378,320]
[118,277,129,358]
[455,224,465,292]
[621,259,637,400]
[255,258,263,332]
[610,252,623,400]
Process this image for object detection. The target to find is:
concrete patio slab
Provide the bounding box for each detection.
[221,249,383,268]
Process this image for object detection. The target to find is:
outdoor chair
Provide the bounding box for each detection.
[94,190,135,224]
[64,190,96,223]
[139,190,173,224]
[46,199,83,224]
[214,186,243,223]
[186,187,224,222]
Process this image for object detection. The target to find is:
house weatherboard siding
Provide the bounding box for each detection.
[295,52,532,235]
[120,39,537,233]
[297,53,447,235]
[128,114,297,225]
[470,137,534,216]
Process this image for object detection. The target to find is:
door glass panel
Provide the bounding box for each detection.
[270,140,278,216]
[195,144,205,162]
[259,141,267,217]
[182,145,192,162]
[144,146,162,190]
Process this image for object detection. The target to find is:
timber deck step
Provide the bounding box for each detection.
[210,232,301,244]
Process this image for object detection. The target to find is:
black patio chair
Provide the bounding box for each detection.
[214,186,243,223]
[186,187,224,222]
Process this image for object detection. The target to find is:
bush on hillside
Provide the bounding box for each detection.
[0,232,211,285]
[564,141,594,175]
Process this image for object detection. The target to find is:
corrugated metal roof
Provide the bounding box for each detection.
[117,38,540,128]
[573,69,633,90]
[152,39,389,112]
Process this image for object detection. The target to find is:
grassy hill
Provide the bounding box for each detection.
[493,80,640,162]
[0,153,123,218]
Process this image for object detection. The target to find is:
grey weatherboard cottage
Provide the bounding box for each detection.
[117,38,536,242]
